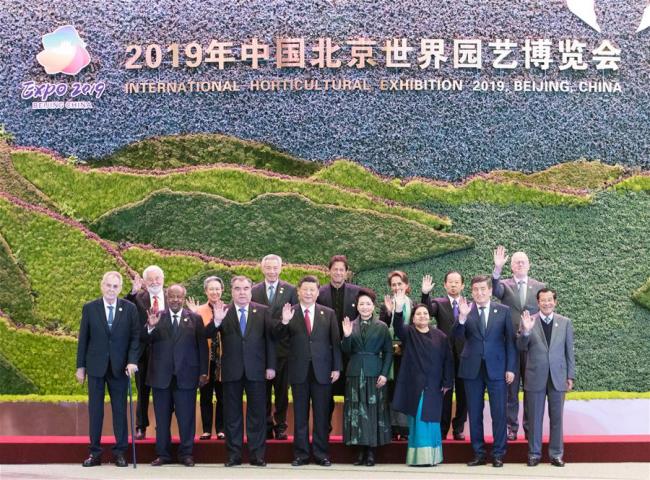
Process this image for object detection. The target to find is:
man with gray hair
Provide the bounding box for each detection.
[76,271,140,467]
[492,246,546,441]
[251,254,298,440]
[126,264,166,440]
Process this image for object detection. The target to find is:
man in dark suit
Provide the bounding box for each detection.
[142,284,208,467]
[492,245,546,440]
[275,275,342,467]
[125,264,166,440]
[251,254,298,440]
[207,275,276,467]
[421,270,467,440]
[453,275,516,468]
[76,271,140,467]
[518,289,575,467]
[316,255,360,427]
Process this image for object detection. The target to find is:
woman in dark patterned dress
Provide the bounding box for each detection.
[341,288,393,466]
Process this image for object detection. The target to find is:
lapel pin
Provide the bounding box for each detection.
[555,323,559,327]
[118,307,123,312]
[183,317,188,323]
[352,303,355,307]
[253,309,257,313]
[493,309,497,313]
[320,310,324,315]
[279,288,284,294]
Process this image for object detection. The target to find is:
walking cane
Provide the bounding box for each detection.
[127,373,137,468]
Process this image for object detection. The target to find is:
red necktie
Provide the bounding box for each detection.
[152,296,159,314]
[304,309,311,335]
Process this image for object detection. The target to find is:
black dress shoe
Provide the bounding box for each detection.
[492,457,504,468]
[316,457,332,467]
[275,430,288,440]
[224,459,242,467]
[365,448,375,467]
[507,430,517,441]
[150,457,170,466]
[551,457,565,467]
[250,459,267,467]
[82,455,101,467]
[291,457,309,466]
[466,456,486,466]
[527,456,540,467]
[353,448,366,466]
[114,455,128,467]
[453,431,465,440]
[135,428,146,440]
[181,456,195,467]
[266,430,275,439]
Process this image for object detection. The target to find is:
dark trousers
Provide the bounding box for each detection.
[266,355,289,435]
[135,351,151,430]
[199,361,224,434]
[87,366,128,457]
[526,378,566,459]
[328,356,347,429]
[507,350,528,435]
[223,375,267,462]
[293,363,332,461]
[441,353,467,437]
[151,377,197,461]
[464,361,508,458]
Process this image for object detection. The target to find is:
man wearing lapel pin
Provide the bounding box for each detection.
[452,275,516,468]
[143,284,208,467]
[518,289,575,467]
[251,254,298,441]
[208,275,276,467]
[76,271,140,467]
[275,275,342,467]
[420,271,468,441]
[492,246,546,440]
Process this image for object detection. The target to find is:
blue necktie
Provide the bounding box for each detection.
[107,305,114,330]
[239,307,247,335]
[268,284,275,303]
[452,299,459,320]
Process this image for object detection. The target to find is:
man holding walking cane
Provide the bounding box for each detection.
[76,271,140,467]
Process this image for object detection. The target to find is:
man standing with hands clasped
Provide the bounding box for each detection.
[275,275,342,467]
[518,289,575,467]
[452,275,516,468]
[208,275,276,467]
[76,271,140,467]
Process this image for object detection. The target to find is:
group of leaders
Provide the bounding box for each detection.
[75,247,575,468]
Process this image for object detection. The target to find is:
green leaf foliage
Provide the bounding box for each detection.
[0,353,38,394]
[92,191,473,272]
[0,233,35,326]
[91,133,321,177]
[11,151,449,230]
[0,197,126,332]
[313,160,591,207]
[613,175,650,192]
[0,317,83,394]
[355,191,650,392]
[632,278,650,311]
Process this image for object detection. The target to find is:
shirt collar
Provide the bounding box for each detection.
[265,281,278,290]
[541,313,554,324]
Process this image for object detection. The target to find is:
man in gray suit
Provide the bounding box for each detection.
[517,288,575,467]
[492,245,546,440]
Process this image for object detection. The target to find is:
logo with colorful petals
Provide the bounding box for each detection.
[36,25,90,75]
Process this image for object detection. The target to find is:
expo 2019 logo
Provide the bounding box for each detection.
[36,25,91,75]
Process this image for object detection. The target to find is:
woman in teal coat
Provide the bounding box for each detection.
[341,288,393,466]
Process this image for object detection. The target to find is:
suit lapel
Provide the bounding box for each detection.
[244,305,256,337]
[533,315,549,350]
[548,315,562,351]
[474,305,486,338]
[110,299,123,333]
[97,300,111,336]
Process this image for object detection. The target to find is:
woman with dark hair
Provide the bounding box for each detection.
[187,276,226,440]
[341,288,393,466]
[379,270,414,440]
[391,300,454,466]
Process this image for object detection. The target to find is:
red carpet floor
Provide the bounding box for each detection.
[1,435,648,464]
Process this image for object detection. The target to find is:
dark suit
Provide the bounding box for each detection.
[205,302,276,462]
[76,297,139,458]
[422,293,467,438]
[125,290,167,431]
[493,275,545,436]
[317,282,361,420]
[517,312,575,459]
[251,280,298,436]
[273,304,342,461]
[452,302,516,459]
[142,308,208,461]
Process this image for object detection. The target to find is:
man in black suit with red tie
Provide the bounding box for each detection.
[207,275,276,467]
[125,264,166,440]
[76,271,140,467]
[251,254,298,440]
[421,271,468,440]
[275,275,342,467]
[142,284,208,467]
